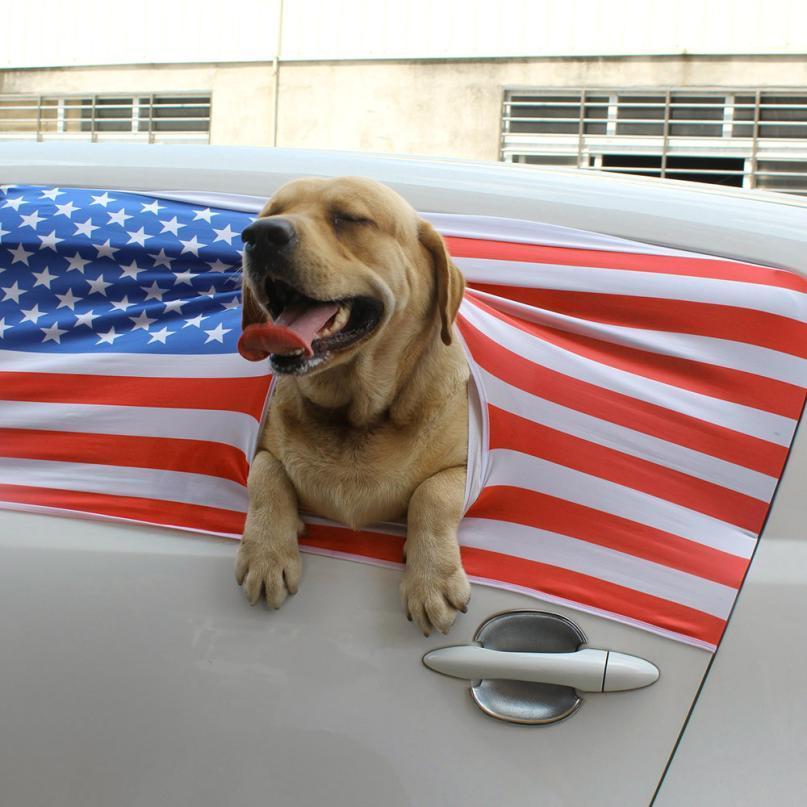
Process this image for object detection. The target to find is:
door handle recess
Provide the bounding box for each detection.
[423,611,660,724]
[423,644,658,692]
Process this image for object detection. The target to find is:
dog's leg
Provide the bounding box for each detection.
[236,449,304,608]
[401,466,471,636]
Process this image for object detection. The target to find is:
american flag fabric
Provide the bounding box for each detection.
[1,185,805,650]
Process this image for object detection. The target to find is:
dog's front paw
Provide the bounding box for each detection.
[235,537,301,609]
[400,565,471,637]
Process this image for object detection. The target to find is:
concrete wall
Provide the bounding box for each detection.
[2,55,807,160]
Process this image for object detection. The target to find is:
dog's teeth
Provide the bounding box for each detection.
[318,303,351,338]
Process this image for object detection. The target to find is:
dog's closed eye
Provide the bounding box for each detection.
[331,211,375,229]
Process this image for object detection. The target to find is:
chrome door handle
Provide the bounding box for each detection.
[423,644,658,692]
[423,611,660,724]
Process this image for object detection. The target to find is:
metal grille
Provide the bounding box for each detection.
[0,94,211,144]
[501,89,807,195]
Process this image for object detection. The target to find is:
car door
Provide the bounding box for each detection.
[1,142,805,807]
[0,508,711,807]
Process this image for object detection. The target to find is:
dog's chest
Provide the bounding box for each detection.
[277,420,426,527]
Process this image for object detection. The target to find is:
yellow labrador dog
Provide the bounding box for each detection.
[235,177,471,635]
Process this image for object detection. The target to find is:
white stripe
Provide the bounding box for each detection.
[0,349,271,379]
[461,300,796,446]
[458,517,736,619]
[0,458,248,513]
[479,369,777,502]
[486,448,756,559]
[0,400,257,453]
[472,289,807,387]
[424,212,701,258]
[143,190,707,259]
[457,257,807,324]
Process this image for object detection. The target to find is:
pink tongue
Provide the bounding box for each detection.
[237,301,340,362]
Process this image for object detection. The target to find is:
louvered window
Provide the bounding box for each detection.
[501,89,807,195]
[0,94,211,143]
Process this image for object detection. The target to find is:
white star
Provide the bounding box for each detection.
[159,216,184,236]
[179,235,204,256]
[109,295,132,312]
[96,327,122,345]
[54,200,79,218]
[74,309,99,329]
[74,218,99,238]
[182,313,208,328]
[55,288,82,310]
[86,275,113,296]
[95,239,119,260]
[141,281,165,301]
[149,249,174,268]
[126,227,150,247]
[21,304,44,324]
[41,322,68,344]
[2,281,24,303]
[0,224,9,243]
[107,208,132,227]
[199,285,218,298]
[162,298,184,314]
[204,323,231,343]
[8,244,34,265]
[118,259,145,280]
[206,258,231,272]
[65,252,90,273]
[32,267,56,288]
[40,187,64,201]
[90,192,114,207]
[0,317,11,338]
[192,208,215,223]
[141,199,164,215]
[38,230,64,251]
[212,224,238,245]
[173,268,195,285]
[20,210,46,229]
[3,196,25,210]
[222,296,241,310]
[129,310,157,330]
[148,326,173,344]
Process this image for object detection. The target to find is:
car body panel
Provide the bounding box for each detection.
[655,417,807,806]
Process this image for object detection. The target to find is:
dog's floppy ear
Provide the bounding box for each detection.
[241,280,266,331]
[418,219,466,345]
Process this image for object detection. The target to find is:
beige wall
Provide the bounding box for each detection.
[2,55,807,160]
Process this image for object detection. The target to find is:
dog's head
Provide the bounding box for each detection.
[239,176,465,376]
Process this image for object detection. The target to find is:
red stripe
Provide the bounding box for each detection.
[0,484,246,535]
[0,428,249,485]
[297,520,723,646]
[460,545,725,646]
[488,406,768,532]
[470,284,807,364]
[467,486,747,588]
[0,371,271,419]
[0,487,722,645]
[301,522,405,562]
[445,235,807,293]
[459,316,788,477]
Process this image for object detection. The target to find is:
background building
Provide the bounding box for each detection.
[3,0,807,194]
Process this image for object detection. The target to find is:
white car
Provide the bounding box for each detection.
[0,142,806,806]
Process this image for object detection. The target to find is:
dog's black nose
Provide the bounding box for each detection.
[242,217,297,257]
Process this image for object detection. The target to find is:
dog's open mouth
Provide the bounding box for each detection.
[238,278,383,374]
